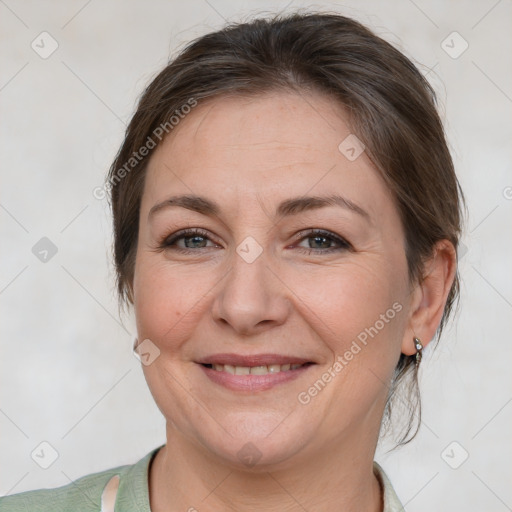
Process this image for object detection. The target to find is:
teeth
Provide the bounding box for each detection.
[224,364,235,374]
[250,366,268,375]
[207,363,304,375]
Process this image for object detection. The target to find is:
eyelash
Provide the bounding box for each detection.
[158,228,351,255]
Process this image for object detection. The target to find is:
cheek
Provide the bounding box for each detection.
[133,256,219,347]
[291,259,406,347]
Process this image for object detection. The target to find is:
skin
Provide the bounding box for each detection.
[132,91,457,512]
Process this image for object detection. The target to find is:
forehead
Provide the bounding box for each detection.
[155,91,352,167]
[142,91,396,223]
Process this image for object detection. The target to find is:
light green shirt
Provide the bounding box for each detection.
[0,445,404,511]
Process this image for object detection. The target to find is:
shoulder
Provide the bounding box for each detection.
[0,467,125,512]
[0,447,161,512]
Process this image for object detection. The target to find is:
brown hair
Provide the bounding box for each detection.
[106,11,465,446]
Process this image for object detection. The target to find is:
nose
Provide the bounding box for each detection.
[211,246,290,337]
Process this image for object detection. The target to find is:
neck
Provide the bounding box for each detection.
[149,426,383,512]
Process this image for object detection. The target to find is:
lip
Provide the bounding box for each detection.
[196,353,316,392]
[195,353,314,367]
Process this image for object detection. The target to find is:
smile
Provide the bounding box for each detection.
[202,362,309,375]
[197,356,315,392]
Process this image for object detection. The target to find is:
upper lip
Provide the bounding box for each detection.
[196,353,314,367]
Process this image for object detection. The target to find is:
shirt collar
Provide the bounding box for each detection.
[374,461,405,511]
[115,444,163,511]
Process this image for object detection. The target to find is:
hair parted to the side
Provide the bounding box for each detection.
[106,11,465,447]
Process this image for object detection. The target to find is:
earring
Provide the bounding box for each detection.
[413,337,423,368]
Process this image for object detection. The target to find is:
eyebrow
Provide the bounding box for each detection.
[148,194,370,222]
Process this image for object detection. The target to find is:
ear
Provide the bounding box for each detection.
[401,239,457,356]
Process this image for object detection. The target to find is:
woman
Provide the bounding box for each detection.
[0,11,463,512]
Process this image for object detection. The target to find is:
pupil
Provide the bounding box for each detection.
[312,236,329,249]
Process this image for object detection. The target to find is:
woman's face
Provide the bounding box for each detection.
[133,91,416,468]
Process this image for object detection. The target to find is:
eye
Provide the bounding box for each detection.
[294,229,351,254]
[158,228,220,252]
[157,228,351,255]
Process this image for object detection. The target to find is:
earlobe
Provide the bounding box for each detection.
[401,239,457,356]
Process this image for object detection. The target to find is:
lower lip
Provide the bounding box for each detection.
[198,363,314,392]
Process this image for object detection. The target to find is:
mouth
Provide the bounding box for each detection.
[196,354,316,392]
[201,362,313,375]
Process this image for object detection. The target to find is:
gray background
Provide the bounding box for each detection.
[1,0,511,510]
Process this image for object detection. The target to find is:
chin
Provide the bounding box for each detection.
[191,411,317,471]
